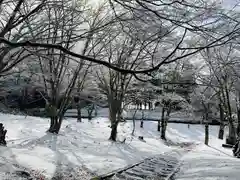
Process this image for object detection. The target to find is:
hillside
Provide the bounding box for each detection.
[0,113,237,179]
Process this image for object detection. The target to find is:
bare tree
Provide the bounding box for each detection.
[31,0,87,133]
[1,0,239,79]
[192,85,219,145]
[152,61,195,138]
[74,4,112,122]
[94,21,161,140]
[200,45,238,143]
[0,0,47,76]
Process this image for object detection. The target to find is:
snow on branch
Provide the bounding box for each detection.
[0,25,238,76]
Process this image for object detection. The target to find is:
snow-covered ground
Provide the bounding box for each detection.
[175,126,240,180]
[0,113,237,179]
[172,124,240,180]
[176,144,240,180]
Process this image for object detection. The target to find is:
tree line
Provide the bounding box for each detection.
[0,0,240,142]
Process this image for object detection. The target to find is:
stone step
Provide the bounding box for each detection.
[108,150,186,180]
[124,170,148,179]
[119,172,145,180]
[129,168,157,176]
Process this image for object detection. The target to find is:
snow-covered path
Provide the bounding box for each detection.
[108,143,195,180]
[176,144,240,180]
[110,150,181,180]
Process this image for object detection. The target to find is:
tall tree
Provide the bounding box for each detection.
[25,0,110,133]
[94,20,162,140]
[192,85,218,145]
[0,0,47,75]
[201,44,237,142]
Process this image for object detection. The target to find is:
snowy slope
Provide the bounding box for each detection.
[176,144,240,180]
[171,124,240,180]
[0,113,173,179]
[0,113,233,179]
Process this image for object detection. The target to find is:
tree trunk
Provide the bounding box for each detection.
[140,111,144,128]
[77,105,82,122]
[204,104,209,145]
[117,109,122,122]
[136,103,139,110]
[162,106,171,140]
[237,108,240,136]
[88,109,93,120]
[0,123,7,146]
[46,102,66,134]
[205,123,209,145]
[218,103,224,139]
[161,122,166,140]
[144,102,147,110]
[109,103,118,141]
[218,125,224,140]
[19,88,27,111]
[87,105,94,120]
[157,120,161,132]
[228,121,236,144]
[109,122,118,141]
[161,107,166,140]
[88,114,92,120]
[48,116,61,134]
[108,99,120,141]
[94,105,98,116]
[49,117,55,130]
[132,110,137,135]
[46,104,60,133]
[158,107,165,132]
[237,92,240,137]
[225,86,236,144]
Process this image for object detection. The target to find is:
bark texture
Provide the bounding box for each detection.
[108,99,121,141]
[218,103,224,140]
[161,107,166,140]
[77,105,82,122]
[0,123,7,146]
[205,123,209,145]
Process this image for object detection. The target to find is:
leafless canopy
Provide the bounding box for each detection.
[0,0,239,77]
